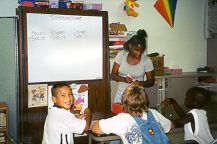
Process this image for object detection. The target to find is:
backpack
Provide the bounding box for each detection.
[133,110,170,144]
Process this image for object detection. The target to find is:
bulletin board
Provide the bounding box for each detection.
[17,7,110,144]
[207,0,217,38]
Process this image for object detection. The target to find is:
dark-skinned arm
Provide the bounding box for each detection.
[161,98,194,128]
[139,70,155,88]
[111,62,134,83]
[162,98,186,117]
[172,113,194,128]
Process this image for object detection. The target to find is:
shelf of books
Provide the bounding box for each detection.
[109,35,130,59]
[0,102,8,144]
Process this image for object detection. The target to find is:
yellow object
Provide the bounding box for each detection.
[123,0,139,17]
[163,0,172,26]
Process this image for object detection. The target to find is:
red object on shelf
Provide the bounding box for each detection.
[21,1,35,7]
[35,1,49,7]
[111,41,125,45]
[112,103,124,114]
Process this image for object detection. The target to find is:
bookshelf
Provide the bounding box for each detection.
[109,35,130,59]
[0,102,8,143]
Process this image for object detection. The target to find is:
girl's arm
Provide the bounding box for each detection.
[111,62,134,83]
[138,70,155,87]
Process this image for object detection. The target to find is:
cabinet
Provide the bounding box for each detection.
[0,102,8,143]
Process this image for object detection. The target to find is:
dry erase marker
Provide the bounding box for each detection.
[127,74,135,82]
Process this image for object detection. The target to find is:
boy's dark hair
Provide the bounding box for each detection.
[51,82,70,96]
[121,84,148,116]
[186,86,211,108]
[124,29,148,53]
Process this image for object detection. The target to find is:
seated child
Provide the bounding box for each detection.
[42,82,92,144]
[91,84,174,144]
[161,86,214,144]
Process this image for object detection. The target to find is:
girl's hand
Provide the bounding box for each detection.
[125,74,135,84]
[125,76,133,83]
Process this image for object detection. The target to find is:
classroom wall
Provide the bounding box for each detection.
[0,17,18,141]
[0,0,208,142]
[102,0,207,72]
[0,0,207,72]
[1,0,18,17]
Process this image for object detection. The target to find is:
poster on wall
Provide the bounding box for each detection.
[207,0,217,38]
[70,83,88,113]
[28,84,48,108]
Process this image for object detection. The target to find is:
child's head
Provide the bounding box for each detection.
[124,29,148,54]
[121,84,149,116]
[51,82,74,110]
[184,86,210,109]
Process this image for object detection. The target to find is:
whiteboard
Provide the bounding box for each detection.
[27,13,103,82]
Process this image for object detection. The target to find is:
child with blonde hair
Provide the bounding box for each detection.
[92,84,173,144]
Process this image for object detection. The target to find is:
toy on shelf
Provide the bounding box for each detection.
[123,0,139,17]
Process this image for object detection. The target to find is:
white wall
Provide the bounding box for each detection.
[0,17,18,141]
[1,1,18,17]
[0,0,207,72]
[102,0,207,72]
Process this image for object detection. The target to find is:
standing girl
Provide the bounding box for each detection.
[111,29,155,103]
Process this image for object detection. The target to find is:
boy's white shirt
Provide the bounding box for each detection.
[99,109,171,144]
[184,109,214,144]
[42,107,86,144]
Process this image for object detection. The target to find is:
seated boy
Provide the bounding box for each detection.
[91,84,174,144]
[161,86,214,144]
[42,82,92,144]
